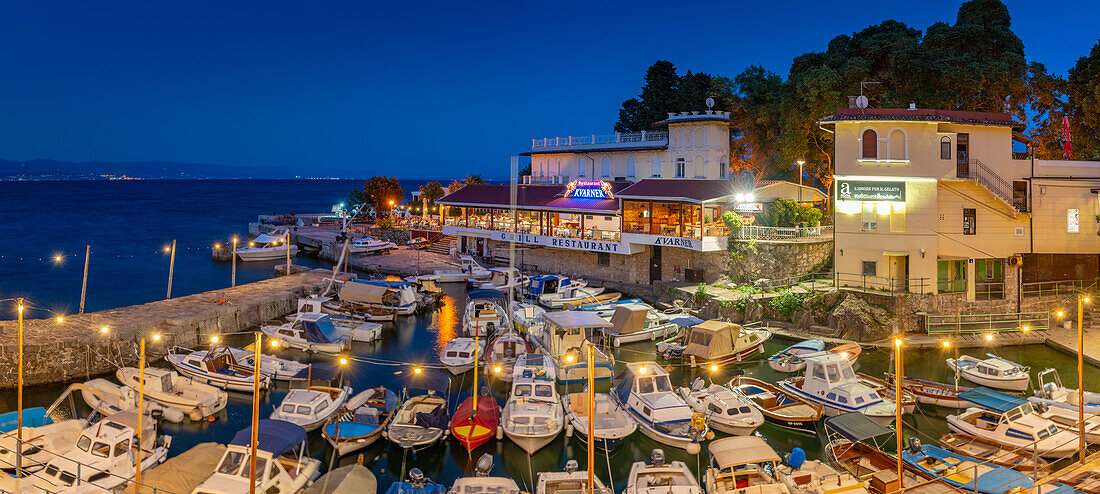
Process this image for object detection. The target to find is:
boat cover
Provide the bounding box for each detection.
[414,403,449,429]
[253,233,285,244]
[356,279,411,289]
[0,407,49,432]
[468,288,507,301]
[610,305,648,335]
[300,317,344,344]
[304,464,377,494]
[683,320,744,360]
[543,311,614,330]
[824,412,893,443]
[958,387,1027,413]
[708,436,781,468]
[385,481,447,494]
[669,316,704,328]
[123,442,226,494]
[230,419,307,457]
[291,363,340,382]
[341,282,391,305]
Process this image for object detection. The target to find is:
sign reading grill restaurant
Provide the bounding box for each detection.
[495,232,622,252]
[836,180,905,202]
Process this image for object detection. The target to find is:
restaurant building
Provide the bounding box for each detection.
[820,107,1100,300]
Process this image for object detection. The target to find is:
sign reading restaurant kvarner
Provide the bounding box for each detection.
[835,180,906,202]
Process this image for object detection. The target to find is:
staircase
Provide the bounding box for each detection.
[426,235,455,255]
[964,158,1023,213]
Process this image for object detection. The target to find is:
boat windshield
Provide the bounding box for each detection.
[840,365,855,381]
[514,384,532,397]
[218,451,246,475]
[655,376,673,392]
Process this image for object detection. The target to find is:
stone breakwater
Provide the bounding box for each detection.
[0,269,332,390]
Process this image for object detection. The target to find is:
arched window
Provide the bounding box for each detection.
[652,156,662,177]
[600,157,611,177]
[577,156,586,177]
[675,156,686,178]
[889,129,906,160]
[693,155,705,178]
[861,129,878,159]
[626,156,636,177]
[719,156,728,178]
[940,137,952,160]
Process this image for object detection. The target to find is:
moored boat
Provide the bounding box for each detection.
[730,376,822,434]
[938,432,1049,474]
[501,360,563,455]
[72,378,185,423]
[703,436,789,494]
[656,319,770,367]
[886,373,972,408]
[322,386,399,456]
[536,460,612,494]
[528,311,615,384]
[613,361,708,453]
[768,339,825,373]
[116,366,227,421]
[303,464,377,494]
[236,231,298,261]
[1030,368,1100,414]
[165,345,271,392]
[562,391,636,451]
[678,378,764,436]
[598,304,682,347]
[269,364,352,432]
[462,289,511,337]
[385,376,451,451]
[776,446,870,494]
[947,354,1030,392]
[191,419,321,494]
[439,337,483,375]
[260,313,351,353]
[824,413,959,494]
[946,387,1078,458]
[902,439,1034,494]
[625,448,702,494]
[778,354,896,425]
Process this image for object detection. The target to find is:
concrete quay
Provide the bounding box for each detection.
[260,224,462,277]
[0,269,332,390]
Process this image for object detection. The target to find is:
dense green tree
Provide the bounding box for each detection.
[362,176,404,212]
[728,66,783,176]
[615,61,734,132]
[1064,41,1100,160]
[465,174,485,185]
[418,181,445,206]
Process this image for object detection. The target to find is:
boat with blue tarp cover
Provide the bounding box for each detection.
[323,386,400,456]
[768,339,825,373]
[902,440,1034,494]
[384,468,447,494]
[385,373,451,450]
[947,387,1078,458]
[192,419,320,494]
[260,312,350,353]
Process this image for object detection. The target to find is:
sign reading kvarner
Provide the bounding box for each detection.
[835,180,905,201]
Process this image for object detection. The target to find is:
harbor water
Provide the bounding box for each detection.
[0,180,1097,491]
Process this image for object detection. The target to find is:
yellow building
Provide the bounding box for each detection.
[820,107,1100,300]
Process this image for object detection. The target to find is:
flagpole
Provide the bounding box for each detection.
[586,343,595,494]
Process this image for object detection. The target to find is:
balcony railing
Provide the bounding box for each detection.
[531,130,668,149]
[962,158,1019,211]
[924,311,1049,335]
[734,225,833,241]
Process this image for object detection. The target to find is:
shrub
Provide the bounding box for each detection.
[694,283,708,305]
[770,289,808,316]
[758,199,823,227]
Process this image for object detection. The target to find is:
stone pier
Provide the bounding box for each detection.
[0,269,333,389]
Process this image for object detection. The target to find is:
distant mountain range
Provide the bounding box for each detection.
[0,158,368,180]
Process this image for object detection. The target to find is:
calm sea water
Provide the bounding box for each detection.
[0,180,1096,491]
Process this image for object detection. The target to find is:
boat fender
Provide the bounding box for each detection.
[907,437,922,454]
[705,430,715,441]
[613,338,621,348]
[189,408,204,422]
[686,441,700,455]
[786,447,806,469]
[565,424,573,437]
[495,426,503,440]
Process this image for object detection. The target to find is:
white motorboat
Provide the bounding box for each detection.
[471,267,526,292]
[348,237,397,255]
[25,412,171,493]
[536,460,613,494]
[483,331,531,381]
[236,231,298,261]
[947,354,1030,392]
[678,378,764,436]
[165,346,272,392]
[775,447,869,494]
[767,339,826,373]
[116,367,227,421]
[947,387,1078,458]
[540,286,606,309]
[340,279,419,315]
[450,454,521,494]
[70,379,185,423]
[704,436,789,494]
[510,301,546,333]
[269,365,352,432]
[625,449,703,494]
[440,337,484,375]
[0,407,86,473]
[322,386,399,456]
[1031,368,1100,413]
[562,391,636,451]
[385,377,451,451]
[613,362,709,452]
[260,313,351,353]
[525,274,581,300]
[191,419,321,494]
[463,289,511,337]
[598,303,682,347]
[226,346,309,381]
[407,255,490,283]
[502,360,563,454]
[527,311,615,384]
[777,354,896,426]
[287,312,381,343]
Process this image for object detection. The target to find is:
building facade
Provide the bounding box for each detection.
[820,107,1100,299]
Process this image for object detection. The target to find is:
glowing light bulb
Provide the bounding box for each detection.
[840,352,849,359]
[493,366,502,374]
[1057,310,1065,318]
[152,333,161,341]
[1085,297,1092,304]
[565,354,575,363]
[214,243,221,249]
[1022,326,1030,332]
[894,337,902,347]
[211,335,220,344]
[100,326,110,334]
[270,339,280,348]
[942,340,951,348]
[53,255,62,262]
[339,357,348,366]
[164,246,170,253]
[710,364,719,372]
[984,333,993,341]
[639,365,648,374]
[413,367,423,375]
[56,316,64,323]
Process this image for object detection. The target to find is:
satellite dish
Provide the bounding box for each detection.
[705,97,715,109]
[855,95,869,109]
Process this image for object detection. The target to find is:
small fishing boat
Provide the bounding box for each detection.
[510,301,546,333]
[74,378,185,422]
[886,373,972,408]
[541,285,611,309]
[562,391,637,451]
[348,237,398,255]
[768,339,825,373]
[439,337,483,375]
[524,274,579,300]
[260,313,351,353]
[778,354,896,425]
[471,267,526,292]
[613,362,709,452]
[0,407,86,473]
[166,345,272,392]
[385,468,447,494]
[341,279,419,315]
[406,255,490,284]
[303,464,377,494]
[571,297,644,317]
[625,449,702,494]
[598,304,682,347]
[771,342,861,374]
[825,413,959,494]
[856,373,918,413]
[450,454,522,494]
[385,376,451,451]
[902,439,1034,494]
[28,411,171,492]
[657,319,770,367]
[270,365,352,432]
[947,387,1078,458]
[237,231,298,261]
[449,332,501,451]
[678,378,764,436]
[939,432,1050,473]
[116,366,227,421]
[528,311,615,384]
[322,386,399,456]
[483,331,532,381]
[462,289,511,337]
[563,291,623,310]
[703,436,788,494]
[775,446,869,494]
[191,420,321,494]
[287,312,382,343]
[406,236,430,249]
[501,360,563,454]
[1045,470,1100,494]
[730,376,823,434]
[1031,368,1100,413]
[319,296,399,323]
[947,354,1030,392]
[513,352,558,382]
[536,460,613,494]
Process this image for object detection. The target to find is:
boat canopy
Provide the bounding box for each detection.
[356,280,411,289]
[823,412,893,443]
[0,407,50,432]
[543,311,614,330]
[708,436,782,468]
[290,363,341,382]
[303,464,377,494]
[340,282,391,305]
[527,275,567,295]
[229,419,307,457]
[468,289,507,301]
[683,320,746,360]
[610,305,649,334]
[252,233,285,244]
[300,317,344,344]
[958,387,1027,413]
[612,362,664,405]
[669,316,705,328]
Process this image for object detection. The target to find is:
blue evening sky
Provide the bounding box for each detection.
[0,1,1096,178]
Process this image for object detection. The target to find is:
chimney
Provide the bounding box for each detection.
[908,101,917,111]
[848,96,858,109]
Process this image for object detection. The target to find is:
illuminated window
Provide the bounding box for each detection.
[861,203,877,231]
[1068,209,1080,233]
[861,129,878,159]
[890,203,906,232]
[941,137,952,160]
[675,157,686,178]
[963,208,976,235]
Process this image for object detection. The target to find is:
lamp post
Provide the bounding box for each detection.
[249,332,261,494]
[796,160,806,203]
[136,337,146,490]
[586,342,595,494]
[16,299,24,477]
[285,230,291,277]
[894,336,903,485]
[166,240,176,299]
[231,237,238,287]
[1079,294,1091,464]
[79,245,90,314]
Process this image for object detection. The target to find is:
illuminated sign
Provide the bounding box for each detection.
[565,180,614,199]
[495,231,622,252]
[836,180,905,202]
[735,202,763,212]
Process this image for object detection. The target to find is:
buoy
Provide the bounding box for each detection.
[495,426,504,441]
[613,338,621,348]
[565,424,573,437]
[686,442,701,455]
[189,409,203,422]
[705,430,715,441]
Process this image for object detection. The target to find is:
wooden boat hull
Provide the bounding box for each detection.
[730,376,822,435]
[886,374,972,408]
[450,396,500,451]
[828,440,958,494]
[938,433,1049,474]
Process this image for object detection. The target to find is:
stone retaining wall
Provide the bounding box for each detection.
[726,238,833,283]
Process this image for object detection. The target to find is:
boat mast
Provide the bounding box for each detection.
[249,332,261,494]
[586,342,595,494]
[473,331,479,416]
[894,337,903,487]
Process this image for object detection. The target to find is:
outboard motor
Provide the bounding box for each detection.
[908,437,923,454]
[564,460,579,473]
[651,449,666,466]
[786,447,806,469]
[409,468,426,487]
[691,377,705,391]
[475,453,493,477]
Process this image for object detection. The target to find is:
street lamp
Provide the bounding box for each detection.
[1079,294,1091,464]
[796,160,806,203]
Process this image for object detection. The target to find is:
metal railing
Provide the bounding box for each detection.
[735,225,833,241]
[924,311,1049,334]
[965,158,1018,210]
[531,129,668,149]
[1021,278,1099,300]
[834,272,930,294]
[975,281,1006,300]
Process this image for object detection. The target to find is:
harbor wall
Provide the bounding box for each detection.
[0,270,330,390]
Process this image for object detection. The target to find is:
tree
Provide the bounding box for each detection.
[519,162,531,178]
[419,181,445,206]
[1064,41,1100,159]
[362,176,404,212]
[465,174,485,185]
[615,61,734,132]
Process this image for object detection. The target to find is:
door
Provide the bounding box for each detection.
[956,133,969,177]
[887,255,909,293]
[650,246,663,282]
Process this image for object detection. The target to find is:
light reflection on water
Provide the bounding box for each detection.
[432,294,459,353]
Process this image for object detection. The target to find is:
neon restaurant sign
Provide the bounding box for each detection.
[565,180,614,199]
